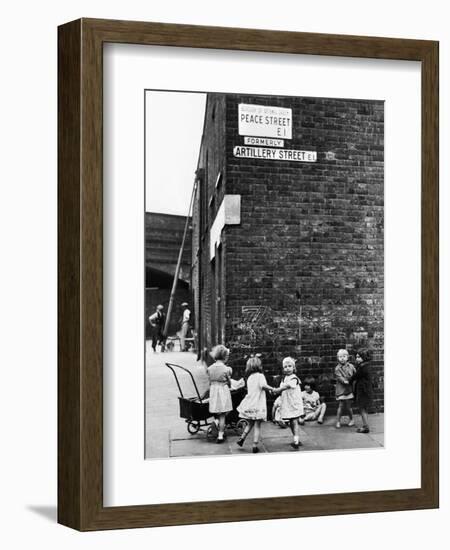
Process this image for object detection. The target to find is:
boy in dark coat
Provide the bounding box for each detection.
[353,348,374,433]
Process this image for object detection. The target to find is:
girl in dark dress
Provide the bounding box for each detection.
[353,348,374,433]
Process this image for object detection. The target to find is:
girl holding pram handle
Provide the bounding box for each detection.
[207,345,233,443]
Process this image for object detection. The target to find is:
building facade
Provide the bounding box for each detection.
[192,93,384,411]
[145,212,192,337]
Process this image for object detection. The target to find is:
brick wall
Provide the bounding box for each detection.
[194,93,384,413]
[192,95,227,352]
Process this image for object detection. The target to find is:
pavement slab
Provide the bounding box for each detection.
[171,437,233,457]
[303,428,382,450]
[146,427,170,459]
[369,432,385,446]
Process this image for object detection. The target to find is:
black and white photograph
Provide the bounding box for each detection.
[145,89,385,459]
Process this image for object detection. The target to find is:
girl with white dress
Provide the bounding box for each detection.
[236,355,274,453]
[272,356,304,449]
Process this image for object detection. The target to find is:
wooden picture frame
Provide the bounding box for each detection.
[58,18,439,531]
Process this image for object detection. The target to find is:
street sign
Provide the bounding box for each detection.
[233,146,317,162]
[238,104,292,139]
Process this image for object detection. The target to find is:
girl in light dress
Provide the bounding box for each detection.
[236,355,274,453]
[207,345,233,443]
[272,356,304,449]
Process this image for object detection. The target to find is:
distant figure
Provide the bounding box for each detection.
[180,302,191,351]
[148,304,165,352]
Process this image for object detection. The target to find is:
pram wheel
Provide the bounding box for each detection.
[237,419,248,435]
[187,421,200,434]
[206,423,218,440]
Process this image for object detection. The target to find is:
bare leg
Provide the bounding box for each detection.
[289,418,301,448]
[300,412,315,424]
[347,400,354,425]
[217,413,226,441]
[361,408,369,427]
[253,420,261,445]
[360,407,370,431]
[237,419,254,446]
[288,418,295,436]
[317,403,327,423]
[290,419,299,443]
[336,401,344,426]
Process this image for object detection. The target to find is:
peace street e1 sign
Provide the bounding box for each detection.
[238,104,292,139]
[237,103,317,162]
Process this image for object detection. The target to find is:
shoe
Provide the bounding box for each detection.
[216,438,225,444]
[236,438,245,447]
[252,446,259,453]
[290,441,302,449]
[348,420,355,427]
[356,427,370,433]
[317,419,323,424]
[336,422,341,429]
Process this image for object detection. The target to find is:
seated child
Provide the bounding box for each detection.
[299,377,327,424]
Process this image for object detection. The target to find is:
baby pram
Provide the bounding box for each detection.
[166,362,247,438]
[166,362,210,434]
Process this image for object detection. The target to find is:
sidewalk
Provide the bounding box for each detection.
[145,343,384,459]
[169,414,384,458]
[145,344,210,458]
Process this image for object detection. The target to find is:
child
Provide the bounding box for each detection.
[353,348,374,433]
[272,357,304,449]
[299,376,327,424]
[236,355,273,453]
[334,349,356,428]
[207,345,233,443]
